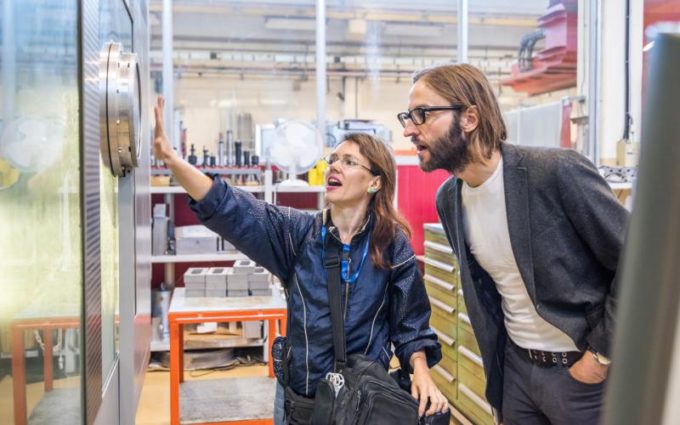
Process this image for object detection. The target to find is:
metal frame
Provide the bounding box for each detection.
[602,33,680,425]
[458,0,468,63]
[80,0,104,422]
[586,0,602,163]
[118,1,152,424]
[315,0,326,140]
[80,1,151,424]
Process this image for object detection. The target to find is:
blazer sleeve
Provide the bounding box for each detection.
[556,151,629,356]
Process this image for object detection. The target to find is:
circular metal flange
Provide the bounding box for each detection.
[99,41,141,177]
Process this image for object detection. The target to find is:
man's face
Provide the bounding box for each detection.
[402,80,471,174]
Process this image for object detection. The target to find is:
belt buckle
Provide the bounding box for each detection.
[527,348,544,363]
[527,348,535,362]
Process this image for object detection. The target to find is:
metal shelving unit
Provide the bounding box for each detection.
[151,170,324,354]
[150,336,266,353]
[151,167,261,176]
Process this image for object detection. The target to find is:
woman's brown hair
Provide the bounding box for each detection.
[413,63,507,161]
[341,133,412,269]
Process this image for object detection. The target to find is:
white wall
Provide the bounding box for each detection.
[169,72,562,155]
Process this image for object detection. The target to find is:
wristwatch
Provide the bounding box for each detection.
[589,348,612,366]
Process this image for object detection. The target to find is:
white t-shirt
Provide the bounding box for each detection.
[461,157,577,352]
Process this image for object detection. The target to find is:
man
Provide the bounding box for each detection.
[399,63,628,425]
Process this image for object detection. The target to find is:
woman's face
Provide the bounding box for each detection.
[324,141,379,207]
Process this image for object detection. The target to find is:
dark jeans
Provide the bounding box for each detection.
[502,342,607,425]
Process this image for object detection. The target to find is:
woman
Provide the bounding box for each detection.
[153,97,448,423]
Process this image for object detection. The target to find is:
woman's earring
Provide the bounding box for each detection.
[367,187,378,194]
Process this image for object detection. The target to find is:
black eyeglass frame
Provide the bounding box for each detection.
[397,105,466,128]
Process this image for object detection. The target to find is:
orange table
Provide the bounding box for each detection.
[11,308,79,425]
[168,288,287,425]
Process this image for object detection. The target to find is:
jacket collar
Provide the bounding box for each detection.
[449,143,536,300]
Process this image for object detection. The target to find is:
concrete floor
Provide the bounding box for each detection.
[0,364,269,425]
[136,364,270,425]
[0,373,80,424]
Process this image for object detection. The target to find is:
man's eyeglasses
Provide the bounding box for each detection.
[323,155,376,174]
[397,105,465,128]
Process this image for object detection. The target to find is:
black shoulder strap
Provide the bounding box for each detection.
[323,235,347,370]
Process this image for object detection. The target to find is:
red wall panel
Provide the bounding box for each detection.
[396,165,450,255]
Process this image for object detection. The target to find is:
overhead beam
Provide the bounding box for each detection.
[149,3,540,28]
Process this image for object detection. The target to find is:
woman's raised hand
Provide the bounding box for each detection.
[153,96,176,164]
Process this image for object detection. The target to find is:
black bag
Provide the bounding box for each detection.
[285,386,316,425]
[307,240,450,425]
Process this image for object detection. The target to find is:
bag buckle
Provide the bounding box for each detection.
[325,372,345,397]
[324,255,340,269]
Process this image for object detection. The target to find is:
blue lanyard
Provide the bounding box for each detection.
[321,226,370,284]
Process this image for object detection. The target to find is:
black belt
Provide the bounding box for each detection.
[510,340,583,368]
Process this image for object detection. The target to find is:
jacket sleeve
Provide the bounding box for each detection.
[188,176,312,282]
[389,234,442,373]
[556,151,629,356]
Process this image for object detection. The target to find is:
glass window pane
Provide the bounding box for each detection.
[99,0,131,382]
[0,1,82,423]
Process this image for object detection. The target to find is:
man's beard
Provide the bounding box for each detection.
[418,119,472,174]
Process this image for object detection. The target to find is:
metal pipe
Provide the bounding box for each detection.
[316,0,326,140]
[587,0,601,164]
[458,0,468,63]
[602,33,680,425]
[162,0,175,150]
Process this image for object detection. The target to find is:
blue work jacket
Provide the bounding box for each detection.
[190,177,441,397]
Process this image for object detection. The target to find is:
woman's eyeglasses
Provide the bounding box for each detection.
[323,155,375,175]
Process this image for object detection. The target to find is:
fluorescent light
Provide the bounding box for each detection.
[383,23,445,38]
[217,99,235,108]
[348,19,367,36]
[260,98,288,106]
[264,17,316,31]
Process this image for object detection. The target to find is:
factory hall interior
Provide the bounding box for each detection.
[3,0,680,424]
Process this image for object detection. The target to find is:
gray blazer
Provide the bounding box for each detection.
[435,143,629,410]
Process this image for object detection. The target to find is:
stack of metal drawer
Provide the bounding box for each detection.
[423,223,494,425]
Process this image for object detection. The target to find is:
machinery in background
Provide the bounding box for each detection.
[503,101,565,148]
[502,0,577,96]
[326,119,392,148]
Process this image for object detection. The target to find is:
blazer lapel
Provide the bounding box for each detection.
[502,145,537,300]
[450,179,469,269]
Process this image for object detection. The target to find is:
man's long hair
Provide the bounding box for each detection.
[413,63,507,162]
